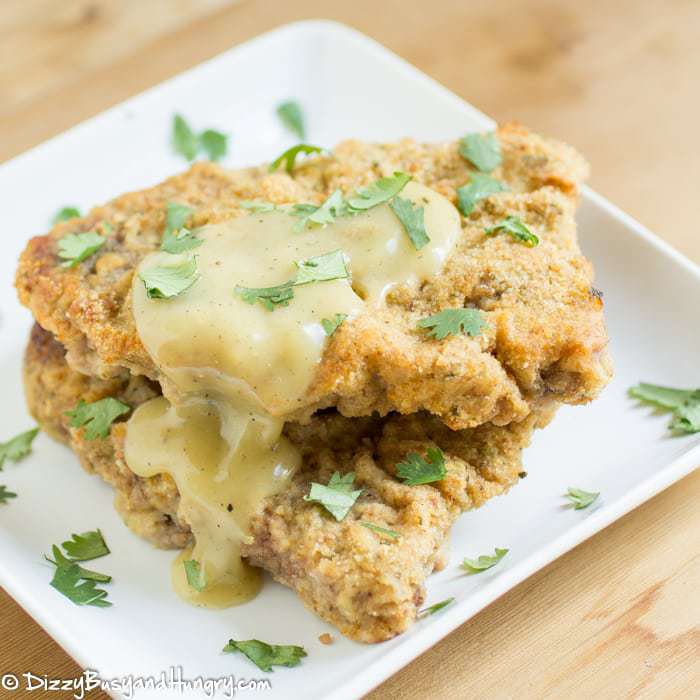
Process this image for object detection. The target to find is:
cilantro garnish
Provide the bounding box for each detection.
[269,144,323,174]
[276,100,306,139]
[46,530,112,607]
[390,196,430,250]
[292,190,347,232]
[160,202,201,254]
[139,256,200,299]
[485,216,539,247]
[417,308,487,340]
[183,559,207,592]
[418,597,454,618]
[0,485,17,504]
[240,200,280,213]
[0,427,39,469]
[462,547,508,574]
[456,174,508,216]
[629,382,700,434]
[346,172,411,210]
[66,398,130,440]
[459,132,502,173]
[223,639,307,672]
[57,232,106,268]
[564,487,600,510]
[396,448,446,486]
[52,207,81,224]
[172,114,228,162]
[360,522,400,539]
[321,313,348,337]
[304,471,362,521]
[235,250,349,311]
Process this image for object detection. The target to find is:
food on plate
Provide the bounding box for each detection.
[16,123,611,641]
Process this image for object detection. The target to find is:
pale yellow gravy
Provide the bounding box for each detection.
[124,181,461,607]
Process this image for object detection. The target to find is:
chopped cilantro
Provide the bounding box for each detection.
[294,250,348,285]
[240,200,279,213]
[629,382,700,434]
[45,545,111,583]
[0,485,17,504]
[160,202,201,254]
[304,471,362,521]
[172,114,228,162]
[389,196,430,250]
[456,174,508,216]
[293,190,347,233]
[346,172,411,211]
[459,132,502,172]
[234,280,295,311]
[57,232,106,268]
[321,313,348,336]
[418,597,454,618]
[0,427,39,469]
[183,559,207,591]
[223,639,307,672]
[485,216,539,247]
[396,448,446,485]
[66,398,130,440]
[564,487,600,510]
[360,522,400,539]
[52,207,81,224]
[61,530,110,561]
[50,563,112,607]
[269,144,323,174]
[276,100,306,139]
[462,547,508,574]
[417,308,487,340]
[139,256,200,299]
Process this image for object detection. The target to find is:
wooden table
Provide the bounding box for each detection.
[1,1,699,697]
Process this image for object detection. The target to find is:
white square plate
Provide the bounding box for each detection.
[1,20,699,700]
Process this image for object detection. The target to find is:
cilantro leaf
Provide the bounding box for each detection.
[418,597,454,618]
[52,207,81,224]
[139,256,200,299]
[390,196,430,250]
[459,132,502,172]
[61,530,110,561]
[0,427,39,469]
[565,487,600,510]
[294,250,348,285]
[346,172,411,211]
[629,382,700,434]
[234,281,295,311]
[396,448,446,485]
[223,639,307,672]
[0,485,17,504]
[293,190,347,233]
[199,129,228,162]
[360,522,400,539]
[183,559,207,592]
[304,471,362,521]
[172,114,199,161]
[240,200,279,213]
[485,216,539,247]
[66,398,130,440]
[417,308,487,340]
[462,547,508,574]
[45,545,111,583]
[276,100,306,140]
[58,232,106,267]
[269,144,323,174]
[456,174,508,216]
[160,202,201,254]
[321,313,348,336]
[172,114,228,162]
[50,562,112,607]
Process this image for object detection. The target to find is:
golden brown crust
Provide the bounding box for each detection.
[23,325,538,642]
[16,124,611,429]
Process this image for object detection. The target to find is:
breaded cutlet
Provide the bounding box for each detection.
[16,124,611,430]
[24,324,547,642]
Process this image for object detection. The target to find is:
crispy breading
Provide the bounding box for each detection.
[16,124,611,429]
[23,325,543,641]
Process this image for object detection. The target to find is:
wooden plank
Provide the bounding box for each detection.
[1,1,698,697]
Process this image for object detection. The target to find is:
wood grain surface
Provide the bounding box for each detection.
[1,1,699,698]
